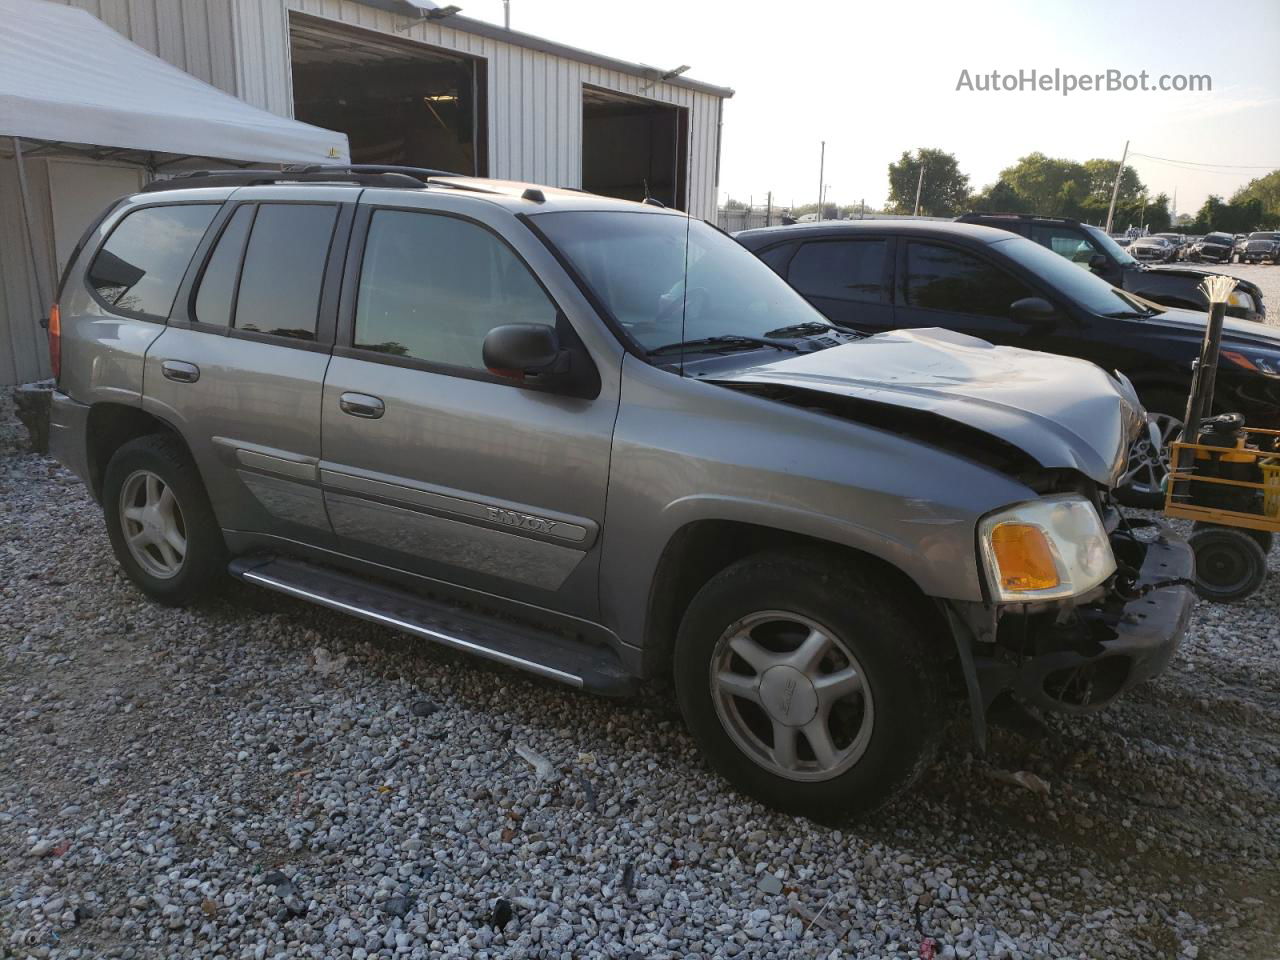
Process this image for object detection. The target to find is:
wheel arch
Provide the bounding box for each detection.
[84,402,189,501]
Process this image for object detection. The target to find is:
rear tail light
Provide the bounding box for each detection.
[47,303,61,381]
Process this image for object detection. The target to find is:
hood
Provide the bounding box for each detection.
[1148,307,1280,349]
[1142,262,1264,297]
[709,328,1144,487]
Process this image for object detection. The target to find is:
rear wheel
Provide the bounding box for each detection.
[673,551,945,818]
[1117,389,1185,508]
[1188,526,1268,603]
[1193,521,1273,556]
[102,434,226,606]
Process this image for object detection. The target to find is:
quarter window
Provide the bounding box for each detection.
[193,205,255,327]
[788,240,887,303]
[354,209,556,369]
[87,204,217,319]
[904,243,1033,316]
[233,204,338,340]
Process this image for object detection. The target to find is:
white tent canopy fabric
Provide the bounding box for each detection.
[0,0,349,165]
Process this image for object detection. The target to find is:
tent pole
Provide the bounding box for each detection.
[12,137,51,333]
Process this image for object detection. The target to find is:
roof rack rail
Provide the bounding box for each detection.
[140,166,436,193]
[955,211,1081,226]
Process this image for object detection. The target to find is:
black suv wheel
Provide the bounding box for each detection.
[673,551,945,819]
[102,434,226,606]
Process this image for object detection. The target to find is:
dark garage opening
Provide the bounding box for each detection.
[290,14,487,176]
[582,86,687,210]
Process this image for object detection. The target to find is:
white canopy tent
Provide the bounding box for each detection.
[0,0,351,384]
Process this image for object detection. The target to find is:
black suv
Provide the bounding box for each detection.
[735,219,1280,506]
[956,213,1266,323]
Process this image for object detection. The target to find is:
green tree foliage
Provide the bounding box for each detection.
[996,153,1092,216]
[969,179,1028,214]
[1082,158,1144,205]
[887,149,971,216]
[1230,170,1280,225]
[1185,194,1266,233]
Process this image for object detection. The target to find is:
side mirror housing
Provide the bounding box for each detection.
[1010,297,1058,330]
[483,324,570,382]
[1088,253,1108,271]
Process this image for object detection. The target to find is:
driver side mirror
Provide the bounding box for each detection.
[483,323,571,383]
[1010,297,1058,329]
[1088,253,1108,272]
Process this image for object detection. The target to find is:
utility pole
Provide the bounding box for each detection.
[817,141,825,221]
[503,0,510,28]
[912,154,925,217]
[860,197,865,220]
[766,191,773,227]
[1104,139,1129,234]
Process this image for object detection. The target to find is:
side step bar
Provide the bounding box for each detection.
[228,555,636,696]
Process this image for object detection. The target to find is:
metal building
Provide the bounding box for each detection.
[1,0,732,385]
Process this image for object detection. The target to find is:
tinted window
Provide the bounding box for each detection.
[354,210,556,368]
[756,242,796,276]
[994,236,1160,317]
[193,205,254,327]
[788,240,887,303]
[87,204,217,318]
[1029,224,1099,265]
[234,204,337,340]
[904,243,1032,316]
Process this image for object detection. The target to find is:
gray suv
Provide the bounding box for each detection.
[48,167,1194,817]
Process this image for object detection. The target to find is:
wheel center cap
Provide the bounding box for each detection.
[759,665,818,727]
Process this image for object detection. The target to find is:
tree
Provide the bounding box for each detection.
[969,179,1028,214]
[997,153,1090,216]
[1230,170,1280,224]
[887,148,970,216]
[1081,158,1145,205]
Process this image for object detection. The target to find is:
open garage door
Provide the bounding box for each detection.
[290,13,487,176]
[582,86,687,210]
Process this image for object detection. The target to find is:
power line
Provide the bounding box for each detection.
[1129,151,1279,171]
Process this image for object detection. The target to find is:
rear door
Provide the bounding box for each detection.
[782,236,894,332]
[143,187,353,544]
[318,197,618,618]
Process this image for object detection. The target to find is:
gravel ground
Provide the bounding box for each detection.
[1204,262,1279,325]
[1,395,1277,960]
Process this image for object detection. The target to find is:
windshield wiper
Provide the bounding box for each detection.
[762,321,835,338]
[1103,309,1156,319]
[647,334,801,357]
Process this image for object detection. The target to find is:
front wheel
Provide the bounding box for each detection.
[1189,526,1268,603]
[673,552,945,819]
[1116,394,1184,508]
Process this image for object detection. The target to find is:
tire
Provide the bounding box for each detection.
[1193,521,1273,556]
[1115,388,1185,509]
[102,433,226,606]
[1188,526,1268,603]
[673,551,945,819]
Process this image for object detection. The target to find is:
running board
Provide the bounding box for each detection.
[228,555,636,695]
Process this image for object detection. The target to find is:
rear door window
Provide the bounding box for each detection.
[193,205,255,327]
[87,204,218,319]
[904,242,1033,316]
[788,239,888,303]
[1029,224,1099,266]
[233,204,338,341]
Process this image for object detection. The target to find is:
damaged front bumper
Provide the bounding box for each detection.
[945,520,1194,749]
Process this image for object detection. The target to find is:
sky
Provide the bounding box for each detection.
[462,0,1280,214]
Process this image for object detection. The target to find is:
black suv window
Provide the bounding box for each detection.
[87,204,217,319]
[904,242,1032,316]
[193,205,255,327]
[354,209,556,369]
[233,204,338,341]
[1029,224,1098,265]
[789,239,887,303]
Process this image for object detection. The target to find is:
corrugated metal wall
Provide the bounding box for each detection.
[0,157,54,385]
[281,1,724,219]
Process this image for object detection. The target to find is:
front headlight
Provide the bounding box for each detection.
[979,495,1116,602]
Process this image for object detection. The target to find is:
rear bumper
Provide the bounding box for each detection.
[949,521,1194,719]
[48,390,92,492]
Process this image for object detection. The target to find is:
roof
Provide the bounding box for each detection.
[355,0,734,99]
[0,0,349,164]
[734,219,1020,246]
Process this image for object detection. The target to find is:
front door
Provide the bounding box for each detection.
[319,204,617,618]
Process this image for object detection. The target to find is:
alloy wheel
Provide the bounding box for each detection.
[119,469,187,579]
[710,610,874,782]
[1120,412,1182,497]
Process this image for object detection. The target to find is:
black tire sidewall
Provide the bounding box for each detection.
[1189,527,1267,603]
[673,552,944,818]
[102,435,225,606]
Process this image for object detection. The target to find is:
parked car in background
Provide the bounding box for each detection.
[957,213,1266,323]
[1240,231,1280,264]
[46,167,1196,817]
[1153,233,1187,260]
[1232,234,1249,261]
[736,219,1280,508]
[1111,234,1132,248]
[1130,236,1177,263]
[1188,232,1236,264]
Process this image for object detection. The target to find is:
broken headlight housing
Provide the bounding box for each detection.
[979,495,1116,602]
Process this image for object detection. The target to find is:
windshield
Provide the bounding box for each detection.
[993,235,1160,317]
[531,211,830,354]
[1204,233,1233,244]
[1249,232,1279,241]
[1082,223,1136,265]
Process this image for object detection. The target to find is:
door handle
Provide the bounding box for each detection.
[339,392,385,419]
[161,360,200,383]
